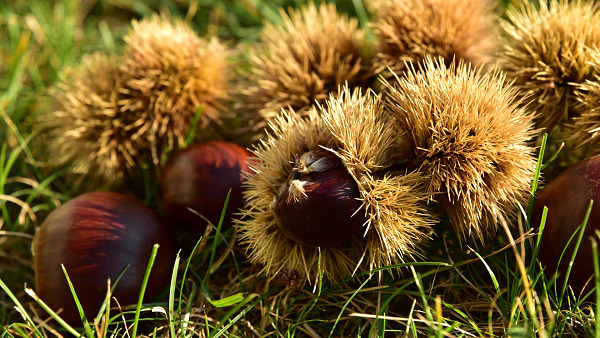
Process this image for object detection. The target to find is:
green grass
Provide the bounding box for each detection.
[1,0,599,337]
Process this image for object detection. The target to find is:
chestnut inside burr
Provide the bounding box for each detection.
[273,149,365,247]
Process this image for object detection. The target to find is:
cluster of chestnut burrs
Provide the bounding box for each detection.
[31,0,600,324]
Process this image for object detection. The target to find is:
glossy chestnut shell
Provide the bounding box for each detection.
[532,155,600,292]
[160,141,252,234]
[274,149,365,247]
[33,191,177,324]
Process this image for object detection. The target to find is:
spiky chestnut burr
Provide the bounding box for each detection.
[38,16,230,188]
[120,14,230,165]
[372,0,497,79]
[500,0,600,133]
[33,191,177,324]
[567,48,600,154]
[240,3,373,134]
[37,53,130,187]
[382,57,538,242]
[532,155,600,293]
[238,86,435,283]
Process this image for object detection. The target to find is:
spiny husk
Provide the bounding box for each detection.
[120,14,230,164]
[238,86,435,283]
[372,0,497,79]
[500,0,600,134]
[382,57,538,242]
[38,53,129,186]
[568,48,600,154]
[240,3,373,135]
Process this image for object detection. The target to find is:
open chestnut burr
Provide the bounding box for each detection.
[238,86,436,283]
[160,141,252,234]
[532,155,600,293]
[33,191,177,324]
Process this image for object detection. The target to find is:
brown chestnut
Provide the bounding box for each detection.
[532,155,600,292]
[32,191,177,324]
[273,149,365,247]
[160,141,252,234]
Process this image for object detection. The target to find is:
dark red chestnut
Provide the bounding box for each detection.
[33,191,177,324]
[160,141,252,234]
[532,155,600,292]
[274,149,366,247]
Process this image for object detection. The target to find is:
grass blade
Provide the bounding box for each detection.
[527,133,547,221]
[94,264,130,325]
[529,206,548,276]
[351,0,368,28]
[367,285,408,337]
[0,278,40,337]
[296,248,324,326]
[179,237,203,315]
[559,200,592,305]
[407,299,418,337]
[206,189,230,282]
[210,293,267,338]
[185,106,203,146]
[131,243,160,338]
[169,251,181,338]
[470,247,500,294]
[410,265,434,331]
[25,287,79,337]
[593,234,600,338]
[61,264,94,338]
[541,141,564,171]
[328,275,372,337]
[208,293,245,308]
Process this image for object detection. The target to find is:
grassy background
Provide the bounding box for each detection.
[1,0,597,337]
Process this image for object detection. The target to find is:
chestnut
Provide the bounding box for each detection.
[273,149,365,247]
[33,191,177,324]
[160,141,252,234]
[532,155,600,292]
